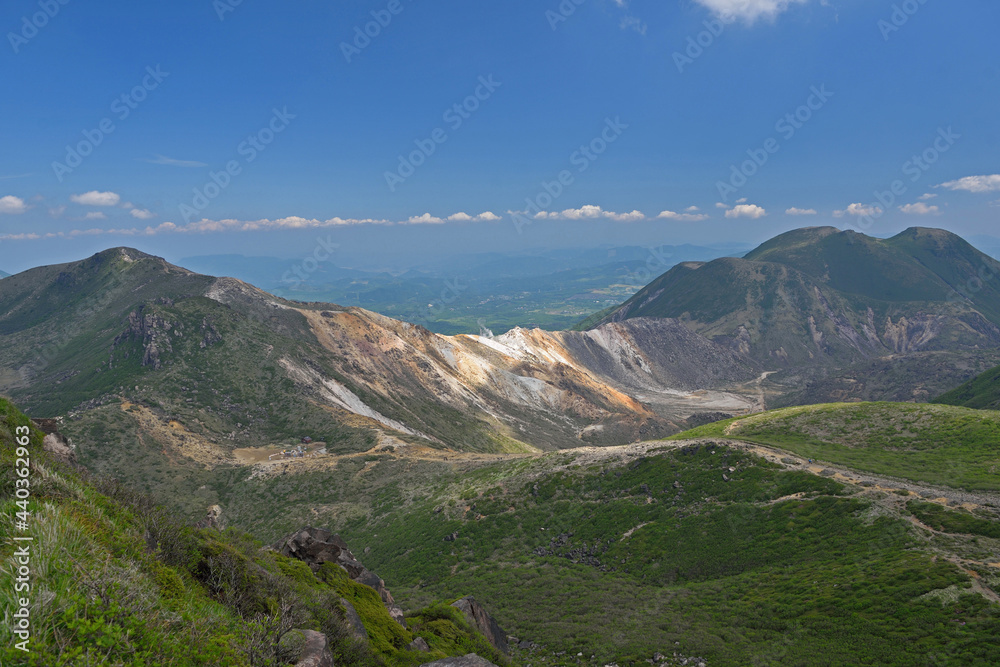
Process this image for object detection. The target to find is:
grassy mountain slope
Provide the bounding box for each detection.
[172,406,1000,665]
[312,442,1000,666]
[6,395,1000,664]
[0,248,373,450]
[593,227,1000,373]
[670,402,1000,492]
[0,397,504,666]
[935,364,1000,410]
[743,227,955,302]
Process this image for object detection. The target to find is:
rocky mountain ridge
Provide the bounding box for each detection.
[0,248,759,461]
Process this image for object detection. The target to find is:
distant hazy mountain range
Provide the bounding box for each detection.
[178,244,750,335]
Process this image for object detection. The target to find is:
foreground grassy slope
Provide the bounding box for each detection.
[332,444,1000,666]
[0,397,503,666]
[211,438,1000,666]
[670,402,1000,492]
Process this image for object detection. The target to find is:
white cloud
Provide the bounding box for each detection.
[898,202,940,215]
[938,175,1000,193]
[405,213,445,224]
[785,207,817,216]
[533,205,646,222]
[84,212,107,220]
[70,191,121,206]
[447,211,502,222]
[0,195,28,214]
[161,216,395,233]
[657,210,709,222]
[620,15,647,34]
[144,155,208,168]
[725,204,767,219]
[130,208,155,220]
[833,203,882,218]
[684,206,701,212]
[49,205,66,217]
[917,193,937,201]
[694,0,810,23]
[715,202,729,209]
[607,210,645,222]
[736,197,748,204]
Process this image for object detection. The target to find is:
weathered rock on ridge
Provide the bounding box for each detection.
[273,526,407,627]
[195,504,224,530]
[451,596,509,655]
[111,305,178,370]
[292,629,335,667]
[32,418,76,463]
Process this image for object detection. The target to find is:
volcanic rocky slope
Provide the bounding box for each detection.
[0,248,755,462]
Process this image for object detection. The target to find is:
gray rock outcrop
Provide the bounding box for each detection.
[341,597,369,641]
[195,505,224,530]
[274,526,407,627]
[451,596,508,655]
[42,432,76,463]
[408,637,431,652]
[294,630,334,667]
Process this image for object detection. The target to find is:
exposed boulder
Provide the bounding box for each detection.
[33,419,76,463]
[110,305,177,370]
[195,505,224,530]
[42,432,76,463]
[451,596,508,655]
[419,654,499,667]
[293,630,334,667]
[340,597,369,641]
[408,637,431,652]
[274,526,407,627]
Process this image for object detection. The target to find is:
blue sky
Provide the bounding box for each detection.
[0,0,998,272]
